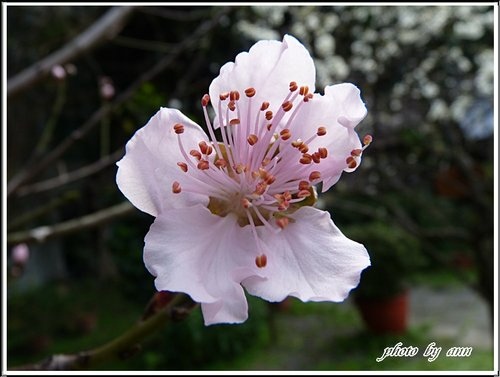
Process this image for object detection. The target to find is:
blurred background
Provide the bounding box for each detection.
[6,4,496,371]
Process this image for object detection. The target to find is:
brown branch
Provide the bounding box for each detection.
[11,293,198,371]
[7,202,136,245]
[16,148,124,197]
[7,7,231,198]
[7,6,136,98]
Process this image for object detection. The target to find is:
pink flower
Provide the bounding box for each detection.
[116,35,371,325]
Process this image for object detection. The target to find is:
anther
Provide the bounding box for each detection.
[304,93,313,102]
[289,81,298,92]
[215,159,228,169]
[229,90,240,101]
[173,123,184,134]
[254,182,267,196]
[291,140,303,148]
[255,254,267,268]
[298,144,309,153]
[351,148,362,157]
[228,101,236,111]
[300,154,312,164]
[245,87,256,97]
[172,181,181,194]
[198,141,210,155]
[318,147,328,159]
[298,180,310,191]
[229,118,240,126]
[190,150,202,160]
[265,174,276,185]
[197,160,210,170]
[282,101,293,112]
[311,152,321,164]
[297,189,311,198]
[260,102,270,111]
[265,111,273,120]
[309,171,321,182]
[346,156,357,169]
[299,86,309,96]
[201,94,210,107]
[235,164,247,174]
[280,129,291,141]
[177,162,188,172]
[247,134,258,146]
[363,134,373,146]
[262,157,271,166]
[219,92,229,101]
[241,198,251,209]
[276,217,290,229]
[317,126,327,136]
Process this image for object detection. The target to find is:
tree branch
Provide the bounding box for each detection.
[7,7,231,198]
[7,6,136,98]
[11,293,198,371]
[7,202,136,245]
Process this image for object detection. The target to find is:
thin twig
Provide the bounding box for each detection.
[11,293,198,371]
[7,7,231,198]
[7,202,135,245]
[7,6,136,98]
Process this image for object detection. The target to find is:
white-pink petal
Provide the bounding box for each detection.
[209,34,316,130]
[242,206,370,303]
[143,205,258,325]
[116,108,209,216]
[325,83,368,129]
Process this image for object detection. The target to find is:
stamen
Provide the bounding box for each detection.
[201,94,210,107]
[219,92,229,101]
[255,254,267,268]
[351,148,362,157]
[346,156,357,169]
[265,111,273,120]
[363,134,373,146]
[241,198,251,209]
[197,160,210,170]
[172,181,181,194]
[260,102,270,111]
[275,216,289,229]
[173,123,184,134]
[214,158,228,169]
[289,81,298,92]
[297,190,311,198]
[247,134,258,146]
[245,87,256,97]
[309,171,321,182]
[229,90,240,101]
[177,162,188,172]
[229,118,240,126]
[280,129,291,140]
[300,154,312,164]
[318,147,328,159]
[317,126,327,136]
[298,180,310,190]
[282,101,293,112]
[190,150,202,160]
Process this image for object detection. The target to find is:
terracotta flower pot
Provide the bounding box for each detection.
[355,291,409,334]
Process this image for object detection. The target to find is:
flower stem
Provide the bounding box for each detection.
[11,293,198,371]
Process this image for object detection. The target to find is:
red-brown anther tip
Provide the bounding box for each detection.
[363,134,373,146]
[177,162,188,172]
[172,181,181,194]
[197,160,210,170]
[201,94,210,107]
[298,180,310,190]
[260,101,270,111]
[276,217,289,229]
[289,81,298,92]
[229,118,241,126]
[190,150,202,160]
[280,129,291,141]
[282,101,293,112]
[298,144,309,154]
[346,156,358,169]
[300,154,313,165]
[173,123,185,134]
[318,147,328,159]
[311,152,321,164]
[220,92,229,101]
[228,101,236,111]
[299,86,309,96]
[247,134,258,146]
[255,254,267,268]
[241,198,251,209]
[309,171,321,182]
[229,90,240,101]
[215,158,228,169]
[351,148,362,157]
[265,110,273,120]
[297,189,311,198]
[245,87,256,97]
[317,126,327,136]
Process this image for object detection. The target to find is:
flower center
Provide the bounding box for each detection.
[170,81,370,267]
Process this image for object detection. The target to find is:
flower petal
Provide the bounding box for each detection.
[116,108,209,216]
[209,34,316,131]
[242,206,370,303]
[325,83,368,129]
[143,205,258,325]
